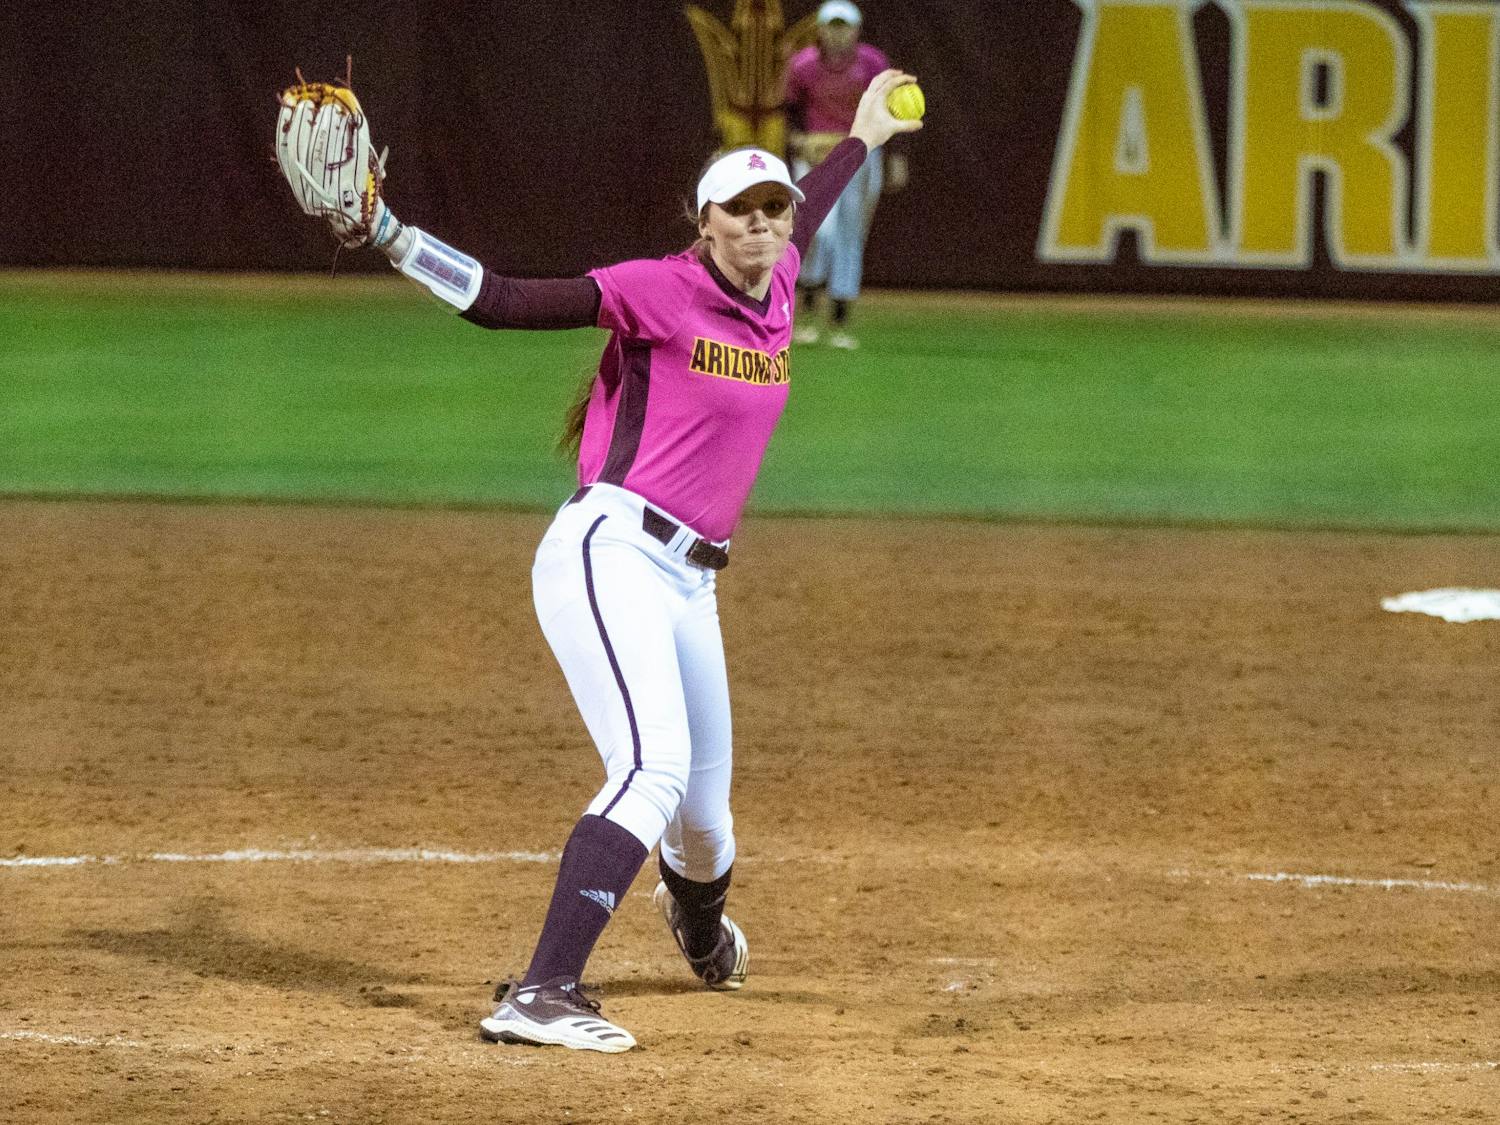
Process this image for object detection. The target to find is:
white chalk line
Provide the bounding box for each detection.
[5,852,1496,905]
[0,847,557,870]
[0,847,844,871]
[1368,1061,1500,1074]
[1246,870,1498,895]
[1170,869,1500,897]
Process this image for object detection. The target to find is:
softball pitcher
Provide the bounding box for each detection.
[276,65,920,1053]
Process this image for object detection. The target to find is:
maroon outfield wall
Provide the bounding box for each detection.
[3,0,1497,300]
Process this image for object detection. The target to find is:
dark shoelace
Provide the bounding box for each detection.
[493,977,604,1013]
[562,984,603,1014]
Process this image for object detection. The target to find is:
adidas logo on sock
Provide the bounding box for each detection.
[580,888,617,914]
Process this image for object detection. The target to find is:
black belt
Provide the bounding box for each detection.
[568,486,729,570]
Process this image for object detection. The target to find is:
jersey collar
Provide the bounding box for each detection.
[703,255,774,318]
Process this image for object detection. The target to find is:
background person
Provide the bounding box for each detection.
[784,0,910,349]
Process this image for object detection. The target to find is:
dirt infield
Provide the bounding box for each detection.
[2,499,1496,1124]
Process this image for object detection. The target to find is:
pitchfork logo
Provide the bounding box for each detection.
[748,153,768,171]
[685,0,817,152]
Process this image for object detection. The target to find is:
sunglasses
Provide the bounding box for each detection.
[719,195,794,219]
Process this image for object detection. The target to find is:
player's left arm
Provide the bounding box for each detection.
[364,211,604,330]
[460,273,602,331]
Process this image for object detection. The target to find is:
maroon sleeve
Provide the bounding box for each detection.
[460,273,602,330]
[792,138,870,257]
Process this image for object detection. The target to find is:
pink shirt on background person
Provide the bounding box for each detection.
[581,244,801,543]
[784,42,891,134]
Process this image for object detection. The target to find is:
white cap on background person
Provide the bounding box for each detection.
[696,149,806,215]
[817,0,862,25]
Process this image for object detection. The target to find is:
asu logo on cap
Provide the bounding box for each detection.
[690,337,791,386]
[695,147,806,215]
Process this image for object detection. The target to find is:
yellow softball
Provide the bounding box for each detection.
[886,83,925,121]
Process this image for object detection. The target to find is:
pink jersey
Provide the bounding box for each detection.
[784,43,891,134]
[580,243,801,543]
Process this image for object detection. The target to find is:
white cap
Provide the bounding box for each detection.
[695,148,805,215]
[817,0,862,25]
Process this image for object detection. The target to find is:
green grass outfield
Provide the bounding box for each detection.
[2,269,1496,532]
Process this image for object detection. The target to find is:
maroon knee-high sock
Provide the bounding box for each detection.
[659,855,733,959]
[521,814,648,987]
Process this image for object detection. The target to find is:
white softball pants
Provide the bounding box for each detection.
[531,483,736,882]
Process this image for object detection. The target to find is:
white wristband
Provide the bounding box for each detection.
[391,227,484,312]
